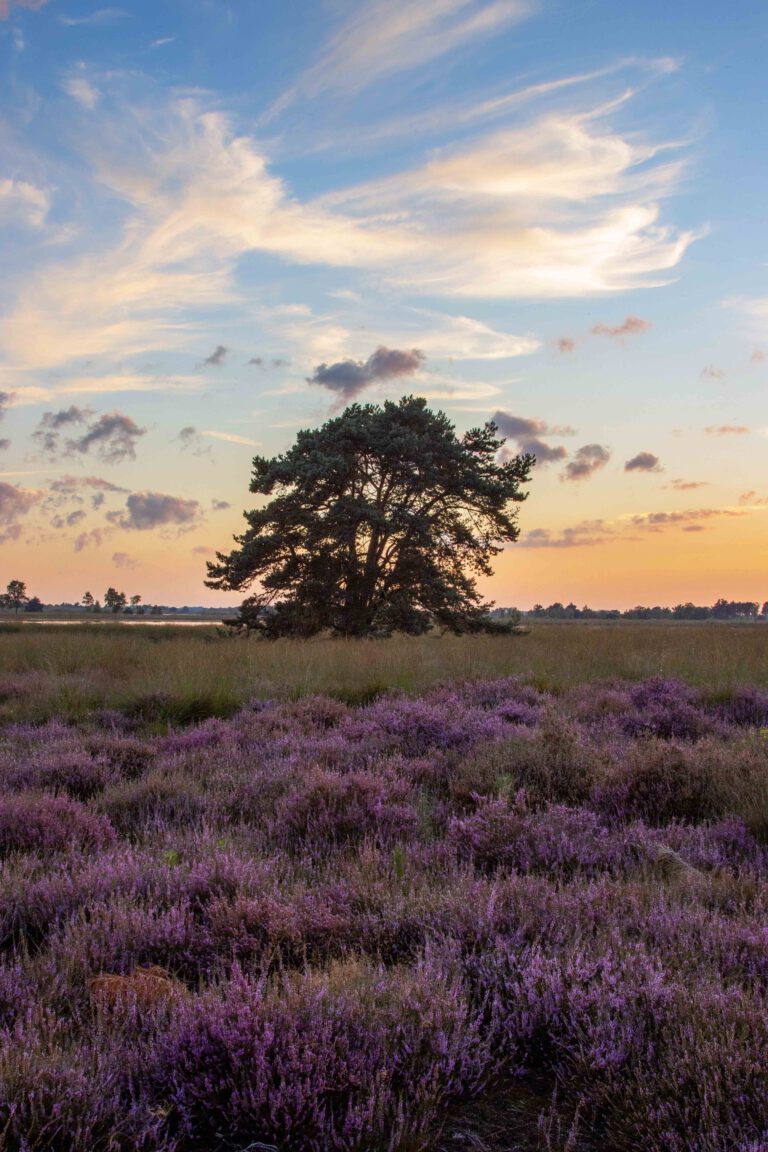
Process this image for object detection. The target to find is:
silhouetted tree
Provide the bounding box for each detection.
[207,396,534,637]
[104,587,127,614]
[82,591,94,610]
[4,580,28,615]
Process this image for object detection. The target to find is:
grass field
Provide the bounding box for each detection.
[1,619,766,726]
[1,623,768,1150]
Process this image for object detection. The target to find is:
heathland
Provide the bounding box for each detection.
[1,622,767,1150]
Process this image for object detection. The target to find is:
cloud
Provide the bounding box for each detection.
[750,349,765,363]
[630,507,744,530]
[59,7,128,25]
[176,426,211,457]
[519,519,614,548]
[738,490,768,507]
[49,473,129,495]
[561,443,611,482]
[73,528,105,551]
[211,499,231,511]
[108,490,202,531]
[493,410,574,467]
[0,179,50,229]
[704,425,750,436]
[63,75,100,110]
[65,411,146,464]
[555,337,575,353]
[270,0,533,108]
[112,550,138,569]
[32,405,91,455]
[201,344,228,367]
[51,508,87,529]
[591,315,651,339]
[0,0,49,18]
[150,35,176,48]
[0,86,695,393]
[308,345,426,399]
[0,392,15,421]
[192,544,215,555]
[203,430,259,446]
[0,440,10,452]
[0,480,39,524]
[700,365,726,381]
[625,451,662,473]
[667,478,708,491]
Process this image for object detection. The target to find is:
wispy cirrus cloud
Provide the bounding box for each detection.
[59,8,128,26]
[0,80,695,389]
[269,0,533,112]
[0,0,49,18]
[0,179,50,229]
[704,425,750,436]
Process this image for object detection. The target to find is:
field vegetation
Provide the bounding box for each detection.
[0,623,767,1149]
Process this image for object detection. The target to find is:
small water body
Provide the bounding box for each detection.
[18,618,232,627]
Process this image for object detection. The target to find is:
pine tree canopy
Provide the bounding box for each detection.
[206,395,534,637]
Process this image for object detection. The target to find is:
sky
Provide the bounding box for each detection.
[0,0,766,610]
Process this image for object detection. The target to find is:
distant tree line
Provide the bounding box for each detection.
[504,599,768,621]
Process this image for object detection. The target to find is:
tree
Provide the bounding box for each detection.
[4,580,29,615]
[24,596,44,613]
[104,587,127,614]
[206,395,534,637]
[82,591,94,610]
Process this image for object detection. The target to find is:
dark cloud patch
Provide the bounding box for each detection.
[561,444,611,482]
[0,524,23,544]
[73,529,104,552]
[68,411,146,464]
[631,507,744,531]
[308,346,425,399]
[0,439,10,452]
[192,544,215,555]
[175,426,211,457]
[49,474,129,495]
[493,411,574,469]
[555,337,575,353]
[51,509,86,529]
[682,525,706,532]
[0,392,15,421]
[625,452,662,473]
[0,481,39,524]
[92,492,106,509]
[108,491,202,532]
[273,358,290,368]
[247,357,264,367]
[704,425,749,436]
[519,437,568,464]
[201,344,228,367]
[519,520,614,549]
[667,478,708,491]
[738,490,768,507]
[211,499,231,511]
[112,551,138,569]
[33,406,91,455]
[591,316,651,339]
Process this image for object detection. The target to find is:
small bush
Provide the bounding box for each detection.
[0,794,115,858]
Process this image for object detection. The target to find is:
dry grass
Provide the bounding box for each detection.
[0,620,766,725]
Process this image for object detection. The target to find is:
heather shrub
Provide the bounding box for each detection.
[481,716,596,807]
[0,793,115,858]
[594,739,726,825]
[268,766,418,853]
[98,771,210,836]
[156,957,487,1151]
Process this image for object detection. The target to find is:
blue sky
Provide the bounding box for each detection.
[1,0,766,608]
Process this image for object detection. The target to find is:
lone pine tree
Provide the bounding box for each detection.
[206,395,534,637]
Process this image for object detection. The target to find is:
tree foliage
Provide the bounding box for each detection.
[206,396,533,637]
[2,580,29,615]
[104,587,127,614]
